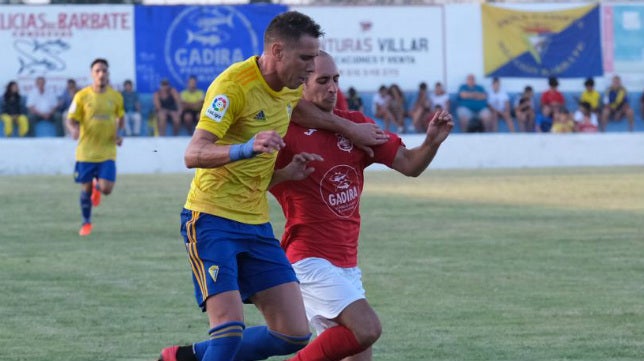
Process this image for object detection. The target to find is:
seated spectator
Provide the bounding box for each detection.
[574,101,599,133]
[540,76,565,120]
[1,81,29,137]
[456,74,490,133]
[346,87,363,112]
[487,77,515,132]
[153,79,182,136]
[514,85,536,132]
[410,82,431,133]
[121,79,142,136]
[180,75,204,135]
[535,106,554,133]
[27,76,61,137]
[429,81,451,113]
[372,84,395,132]
[388,83,407,133]
[58,79,78,137]
[579,77,600,113]
[600,75,635,132]
[335,87,349,111]
[550,108,575,133]
[640,90,644,122]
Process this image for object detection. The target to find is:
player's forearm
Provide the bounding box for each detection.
[268,168,289,189]
[292,99,348,133]
[184,141,234,169]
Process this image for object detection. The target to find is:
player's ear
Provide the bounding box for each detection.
[271,41,284,60]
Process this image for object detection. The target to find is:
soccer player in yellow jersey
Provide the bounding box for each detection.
[159,11,388,361]
[66,58,124,236]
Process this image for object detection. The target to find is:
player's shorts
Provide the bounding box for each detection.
[74,160,116,183]
[180,208,298,311]
[292,257,366,335]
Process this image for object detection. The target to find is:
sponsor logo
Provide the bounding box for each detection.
[164,6,259,87]
[304,128,317,136]
[205,94,229,122]
[254,110,266,121]
[320,165,360,218]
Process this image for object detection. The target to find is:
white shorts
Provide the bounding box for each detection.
[292,257,366,334]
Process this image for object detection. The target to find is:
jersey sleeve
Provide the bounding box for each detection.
[67,92,84,123]
[115,92,125,118]
[197,80,244,139]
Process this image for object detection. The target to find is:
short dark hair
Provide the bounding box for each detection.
[584,78,594,87]
[419,82,427,90]
[580,101,592,112]
[548,76,559,87]
[91,58,108,69]
[264,11,323,47]
[124,79,133,86]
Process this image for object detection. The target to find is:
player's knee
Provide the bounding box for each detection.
[352,315,382,347]
[268,329,311,354]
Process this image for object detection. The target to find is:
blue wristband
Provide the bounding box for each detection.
[229,137,256,161]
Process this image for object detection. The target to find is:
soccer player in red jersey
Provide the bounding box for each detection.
[270,51,453,361]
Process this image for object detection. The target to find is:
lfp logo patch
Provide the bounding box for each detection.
[206,95,229,122]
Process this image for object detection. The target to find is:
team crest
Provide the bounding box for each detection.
[206,95,229,122]
[208,265,220,282]
[336,134,353,152]
[320,165,360,218]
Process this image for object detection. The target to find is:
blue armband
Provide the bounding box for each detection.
[229,137,256,162]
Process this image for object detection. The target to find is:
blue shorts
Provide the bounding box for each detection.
[180,208,298,310]
[74,160,116,183]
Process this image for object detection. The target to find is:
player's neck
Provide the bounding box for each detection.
[92,84,106,93]
[257,55,284,91]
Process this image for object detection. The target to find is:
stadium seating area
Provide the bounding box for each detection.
[2,90,642,137]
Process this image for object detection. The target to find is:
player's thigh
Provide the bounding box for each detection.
[335,299,381,341]
[251,281,309,335]
[205,289,244,327]
[97,160,116,194]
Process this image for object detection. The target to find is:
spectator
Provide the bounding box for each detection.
[346,87,363,112]
[640,90,644,122]
[579,77,600,113]
[372,85,395,132]
[58,79,78,137]
[487,77,515,132]
[180,75,204,135]
[26,76,61,136]
[456,74,490,133]
[574,101,599,133]
[535,107,554,133]
[410,82,432,133]
[1,81,29,137]
[540,76,565,120]
[335,88,349,111]
[514,85,536,132]
[600,75,635,132]
[153,78,182,136]
[550,108,575,133]
[388,83,407,133]
[429,81,451,113]
[121,79,142,136]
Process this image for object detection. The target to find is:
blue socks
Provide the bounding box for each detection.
[80,190,91,224]
[192,325,310,361]
[194,321,245,361]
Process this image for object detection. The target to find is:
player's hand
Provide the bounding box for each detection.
[426,110,453,147]
[346,122,389,147]
[253,130,285,154]
[281,152,323,181]
[115,136,123,146]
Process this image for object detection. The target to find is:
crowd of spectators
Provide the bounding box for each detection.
[355,74,642,134]
[2,73,643,137]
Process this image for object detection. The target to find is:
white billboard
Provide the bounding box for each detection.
[0,5,135,95]
[295,6,446,92]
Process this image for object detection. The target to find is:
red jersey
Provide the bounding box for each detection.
[540,89,565,107]
[271,109,402,267]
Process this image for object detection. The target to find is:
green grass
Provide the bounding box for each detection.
[1,167,643,361]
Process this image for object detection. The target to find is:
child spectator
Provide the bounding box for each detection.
[514,85,536,132]
[1,81,29,137]
[121,79,142,136]
[579,77,600,113]
[346,87,363,112]
[574,101,599,133]
[550,108,575,133]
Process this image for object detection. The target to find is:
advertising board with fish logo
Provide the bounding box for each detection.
[0,5,134,94]
[134,4,287,93]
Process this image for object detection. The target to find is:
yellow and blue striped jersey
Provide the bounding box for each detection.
[184,56,302,224]
[68,86,124,162]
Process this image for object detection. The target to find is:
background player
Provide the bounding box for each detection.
[66,58,124,236]
[270,51,453,361]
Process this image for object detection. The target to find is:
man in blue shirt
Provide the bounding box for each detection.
[456,74,491,133]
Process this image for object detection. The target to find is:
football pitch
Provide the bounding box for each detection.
[1,166,643,361]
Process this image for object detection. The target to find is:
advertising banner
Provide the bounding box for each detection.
[482,4,602,78]
[134,4,287,93]
[0,5,135,95]
[295,6,445,91]
[603,4,644,76]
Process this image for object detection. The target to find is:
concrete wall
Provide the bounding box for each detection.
[1,134,642,175]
